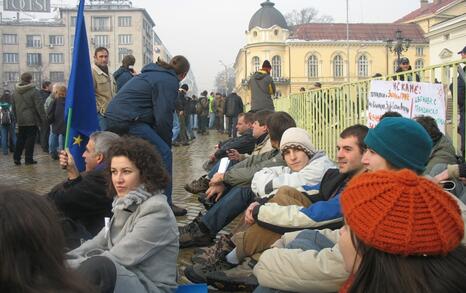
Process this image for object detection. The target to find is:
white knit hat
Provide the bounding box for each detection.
[280,127,316,158]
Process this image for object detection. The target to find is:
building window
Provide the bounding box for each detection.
[3,53,19,64]
[118,48,133,62]
[31,72,42,84]
[93,35,109,48]
[357,55,368,77]
[253,31,258,37]
[415,59,424,70]
[118,34,132,45]
[274,29,279,36]
[333,55,344,78]
[50,71,65,82]
[49,35,64,46]
[27,53,42,66]
[118,16,131,27]
[26,35,42,48]
[272,55,281,79]
[49,53,64,64]
[252,56,260,72]
[444,34,450,40]
[70,16,77,27]
[92,16,111,32]
[3,34,17,44]
[308,55,318,78]
[3,72,19,82]
[416,47,424,57]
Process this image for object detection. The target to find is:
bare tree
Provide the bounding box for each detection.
[214,67,235,95]
[285,7,333,26]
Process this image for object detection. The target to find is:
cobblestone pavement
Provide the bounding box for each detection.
[0,131,243,291]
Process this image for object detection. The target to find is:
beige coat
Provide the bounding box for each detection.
[92,64,116,114]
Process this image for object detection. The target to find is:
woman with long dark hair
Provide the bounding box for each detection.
[68,137,179,293]
[0,186,94,293]
[339,169,466,293]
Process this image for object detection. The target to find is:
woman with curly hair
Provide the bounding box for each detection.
[68,137,178,293]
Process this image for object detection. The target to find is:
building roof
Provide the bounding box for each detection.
[248,0,288,31]
[289,23,427,43]
[395,0,457,23]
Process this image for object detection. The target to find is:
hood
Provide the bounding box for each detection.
[141,63,178,79]
[253,70,269,80]
[15,83,36,94]
[113,66,129,79]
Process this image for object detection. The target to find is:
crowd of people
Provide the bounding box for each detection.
[0,48,466,293]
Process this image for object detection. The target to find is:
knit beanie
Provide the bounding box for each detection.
[280,127,316,158]
[341,169,464,256]
[262,60,272,69]
[364,117,432,173]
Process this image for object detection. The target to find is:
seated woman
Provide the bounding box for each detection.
[0,186,93,293]
[339,169,466,293]
[68,137,179,293]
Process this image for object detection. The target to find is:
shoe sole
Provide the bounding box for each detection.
[184,266,207,283]
[206,276,257,292]
[180,238,214,249]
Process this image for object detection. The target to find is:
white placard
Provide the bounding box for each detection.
[218,157,230,173]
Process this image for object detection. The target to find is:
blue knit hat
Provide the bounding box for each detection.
[364,117,432,173]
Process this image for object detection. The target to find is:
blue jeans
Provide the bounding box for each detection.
[186,114,195,139]
[201,186,255,234]
[1,124,16,155]
[209,112,215,129]
[191,114,198,129]
[49,132,64,154]
[207,159,237,178]
[172,112,180,142]
[107,120,173,205]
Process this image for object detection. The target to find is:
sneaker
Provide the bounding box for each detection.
[179,216,213,248]
[184,175,210,194]
[192,234,235,265]
[205,257,259,292]
[197,193,215,210]
[184,257,235,284]
[171,204,187,217]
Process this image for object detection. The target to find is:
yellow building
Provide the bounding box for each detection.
[234,0,465,103]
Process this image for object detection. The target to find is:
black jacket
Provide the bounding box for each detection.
[47,97,66,135]
[175,90,187,112]
[224,93,244,117]
[47,167,113,236]
[393,66,420,82]
[449,65,466,111]
[214,128,256,159]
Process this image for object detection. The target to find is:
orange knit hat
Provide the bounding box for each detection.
[341,169,464,256]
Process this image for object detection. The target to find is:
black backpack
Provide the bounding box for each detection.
[0,107,12,126]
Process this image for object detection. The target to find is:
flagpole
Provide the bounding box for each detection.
[64,107,73,151]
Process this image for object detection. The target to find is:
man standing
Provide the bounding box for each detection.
[224,92,244,138]
[393,57,420,82]
[47,131,118,236]
[450,46,466,154]
[197,91,210,135]
[12,72,46,165]
[92,47,116,130]
[38,81,52,153]
[173,84,190,146]
[249,60,276,112]
[113,54,135,92]
[214,93,225,133]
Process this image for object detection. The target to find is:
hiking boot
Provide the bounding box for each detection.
[206,257,258,292]
[179,215,213,248]
[184,175,210,194]
[184,256,235,284]
[171,204,187,217]
[197,193,215,210]
[192,234,235,265]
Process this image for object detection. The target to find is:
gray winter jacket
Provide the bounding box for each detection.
[249,70,276,112]
[68,187,178,293]
[12,82,46,126]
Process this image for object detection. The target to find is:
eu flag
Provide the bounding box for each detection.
[65,0,99,172]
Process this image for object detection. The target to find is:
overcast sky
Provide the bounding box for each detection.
[132,0,420,92]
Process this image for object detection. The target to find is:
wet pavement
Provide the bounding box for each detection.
[0,131,241,291]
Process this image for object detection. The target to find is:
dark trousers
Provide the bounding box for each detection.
[40,121,50,152]
[77,256,116,293]
[176,112,189,143]
[227,116,238,138]
[198,115,208,133]
[215,114,224,132]
[14,125,38,162]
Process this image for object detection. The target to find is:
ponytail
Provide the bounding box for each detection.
[156,55,190,75]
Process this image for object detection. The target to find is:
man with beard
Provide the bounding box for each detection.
[92,47,116,130]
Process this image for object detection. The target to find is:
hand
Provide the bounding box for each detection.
[433,169,450,184]
[227,149,241,161]
[60,149,79,180]
[179,111,184,116]
[245,202,260,225]
[205,183,226,202]
[210,173,225,185]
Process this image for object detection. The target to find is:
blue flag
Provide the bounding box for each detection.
[65,0,99,172]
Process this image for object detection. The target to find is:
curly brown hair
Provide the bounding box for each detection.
[106,136,169,197]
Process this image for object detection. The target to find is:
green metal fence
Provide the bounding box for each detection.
[274,59,466,159]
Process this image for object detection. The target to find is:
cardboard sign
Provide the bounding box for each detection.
[367,80,446,132]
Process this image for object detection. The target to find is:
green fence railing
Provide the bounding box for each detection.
[274,59,466,160]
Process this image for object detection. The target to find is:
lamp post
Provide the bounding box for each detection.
[386,30,411,66]
[219,60,228,96]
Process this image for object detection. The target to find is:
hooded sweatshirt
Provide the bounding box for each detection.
[249,70,276,111]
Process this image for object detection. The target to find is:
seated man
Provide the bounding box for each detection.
[252,117,448,293]
[183,127,335,283]
[179,112,298,248]
[47,131,119,236]
[193,125,369,290]
[185,110,273,194]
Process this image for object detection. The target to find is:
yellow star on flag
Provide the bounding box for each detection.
[73,135,83,147]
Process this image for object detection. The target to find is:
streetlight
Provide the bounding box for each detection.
[386,30,411,65]
[219,60,228,96]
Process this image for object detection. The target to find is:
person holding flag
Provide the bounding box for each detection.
[105,56,190,216]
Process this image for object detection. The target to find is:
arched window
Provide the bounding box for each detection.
[308,55,318,78]
[252,56,260,72]
[415,59,424,70]
[357,55,368,77]
[272,55,281,79]
[333,55,343,78]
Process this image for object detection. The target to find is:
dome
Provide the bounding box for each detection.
[248,0,288,31]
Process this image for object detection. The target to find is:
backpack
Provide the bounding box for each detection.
[195,101,203,115]
[0,107,12,126]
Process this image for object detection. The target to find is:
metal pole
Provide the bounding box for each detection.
[346,0,350,82]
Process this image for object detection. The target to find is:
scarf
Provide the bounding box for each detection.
[112,185,153,212]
